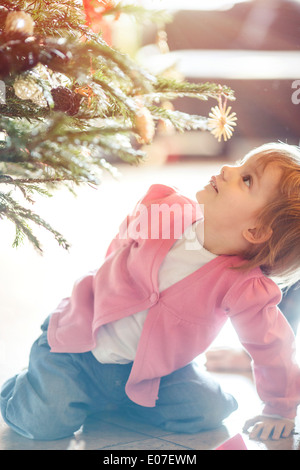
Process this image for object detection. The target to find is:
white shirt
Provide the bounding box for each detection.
[92,220,216,364]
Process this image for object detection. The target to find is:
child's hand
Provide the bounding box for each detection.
[243,415,295,440]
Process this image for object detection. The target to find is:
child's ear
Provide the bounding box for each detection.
[242,226,273,245]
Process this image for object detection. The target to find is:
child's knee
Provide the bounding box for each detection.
[161,390,238,434]
[1,395,80,440]
[200,392,238,430]
[188,380,238,428]
[0,373,82,440]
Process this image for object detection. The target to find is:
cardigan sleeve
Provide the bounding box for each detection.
[224,275,300,419]
[105,184,177,257]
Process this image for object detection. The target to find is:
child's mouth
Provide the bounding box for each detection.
[210,176,218,193]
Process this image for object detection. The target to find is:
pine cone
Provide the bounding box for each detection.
[51,86,81,116]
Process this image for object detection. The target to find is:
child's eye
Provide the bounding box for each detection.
[243,175,252,187]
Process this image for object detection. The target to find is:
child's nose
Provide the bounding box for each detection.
[221,165,237,182]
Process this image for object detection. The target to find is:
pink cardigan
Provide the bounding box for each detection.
[48,184,300,418]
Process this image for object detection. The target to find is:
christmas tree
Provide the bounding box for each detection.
[0,0,236,252]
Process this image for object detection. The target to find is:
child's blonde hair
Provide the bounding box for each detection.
[239,142,300,288]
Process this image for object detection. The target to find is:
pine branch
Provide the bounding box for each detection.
[0,83,49,119]
[149,105,208,133]
[93,134,145,165]
[92,75,137,117]
[0,190,70,252]
[67,37,156,93]
[1,0,87,38]
[0,174,69,199]
[150,78,236,102]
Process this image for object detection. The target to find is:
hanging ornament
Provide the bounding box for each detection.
[13,75,48,107]
[4,11,35,39]
[51,86,82,116]
[0,36,72,80]
[0,36,40,79]
[134,98,155,145]
[0,10,38,79]
[157,101,175,136]
[207,96,237,142]
[156,30,169,55]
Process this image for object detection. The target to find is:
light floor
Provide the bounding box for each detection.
[0,155,299,450]
[1,370,300,451]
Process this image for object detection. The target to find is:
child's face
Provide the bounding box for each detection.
[196,154,282,253]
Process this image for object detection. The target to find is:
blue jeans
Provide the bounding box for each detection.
[0,317,237,440]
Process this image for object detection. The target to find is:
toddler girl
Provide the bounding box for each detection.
[1,142,300,442]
